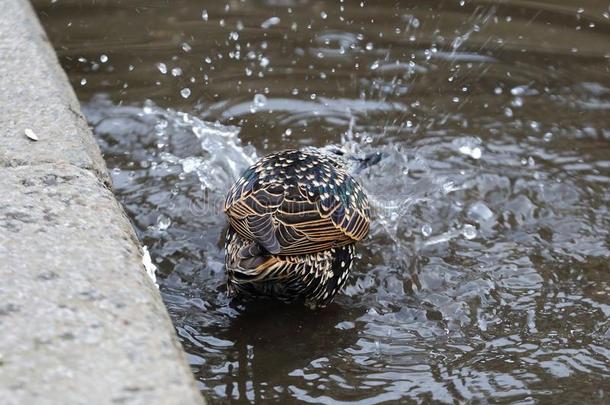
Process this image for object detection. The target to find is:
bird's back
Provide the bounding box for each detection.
[224,149,370,256]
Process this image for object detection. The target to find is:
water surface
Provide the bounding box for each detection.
[35,0,610,403]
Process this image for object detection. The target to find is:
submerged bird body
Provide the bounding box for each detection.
[224,149,370,308]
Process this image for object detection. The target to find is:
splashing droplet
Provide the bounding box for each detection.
[510,85,527,96]
[250,94,268,113]
[180,88,191,98]
[261,16,280,29]
[458,145,482,160]
[421,224,432,238]
[462,224,477,240]
[156,214,171,231]
[467,202,494,223]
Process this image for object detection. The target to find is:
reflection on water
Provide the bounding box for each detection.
[36,0,610,403]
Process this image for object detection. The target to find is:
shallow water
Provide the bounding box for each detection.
[35,0,610,403]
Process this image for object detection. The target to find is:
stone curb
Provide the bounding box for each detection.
[0,1,205,404]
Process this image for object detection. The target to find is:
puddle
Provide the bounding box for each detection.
[36,0,610,403]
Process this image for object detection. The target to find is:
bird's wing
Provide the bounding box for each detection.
[224,150,370,256]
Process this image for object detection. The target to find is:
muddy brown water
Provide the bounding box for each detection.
[34,0,610,403]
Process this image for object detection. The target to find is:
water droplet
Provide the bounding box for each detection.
[156,214,171,231]
[171,67,183,76]
[458,145,482,159]
[180,157,202,174]
[80,78,87,86]
[421,224,432,237]
[181,42,192,52]
[462,224,477,240]
[511,85,527,96]
[201,9,208,21]
[157,63,167,74]
[320,11,328,19]
[284,128,293,136]
[100,54,108,63]
[511,97,524,107]
[442,181,456,194]
[543,132,553,142]
[260,57,270,68]
[370,60,380,70]
[468,202,494,223]
[180,88,191,98]
[261,16,280,29]
[250,94,268,113]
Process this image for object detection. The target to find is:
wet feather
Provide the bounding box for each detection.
[224,148,370,307]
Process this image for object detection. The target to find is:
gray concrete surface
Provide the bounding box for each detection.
[0,0,109,183]
[0,1,205,404]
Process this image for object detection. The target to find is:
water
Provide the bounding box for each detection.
[35,0,610,403]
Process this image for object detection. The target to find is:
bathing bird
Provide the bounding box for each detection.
[224,148,372,308]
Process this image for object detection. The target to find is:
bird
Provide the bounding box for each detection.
[223,148,372,309]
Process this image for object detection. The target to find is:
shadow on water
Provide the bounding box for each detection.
[34,0,610,403]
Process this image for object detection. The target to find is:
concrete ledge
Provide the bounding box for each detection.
[0,0,109,183]
[0,1,204,404]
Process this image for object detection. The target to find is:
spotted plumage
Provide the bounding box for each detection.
[224,148,370,308]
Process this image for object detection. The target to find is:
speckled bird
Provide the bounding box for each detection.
[223,148,371,308]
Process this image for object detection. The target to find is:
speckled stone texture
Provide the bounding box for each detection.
[0,0,109,183]
[0,1,204,404]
